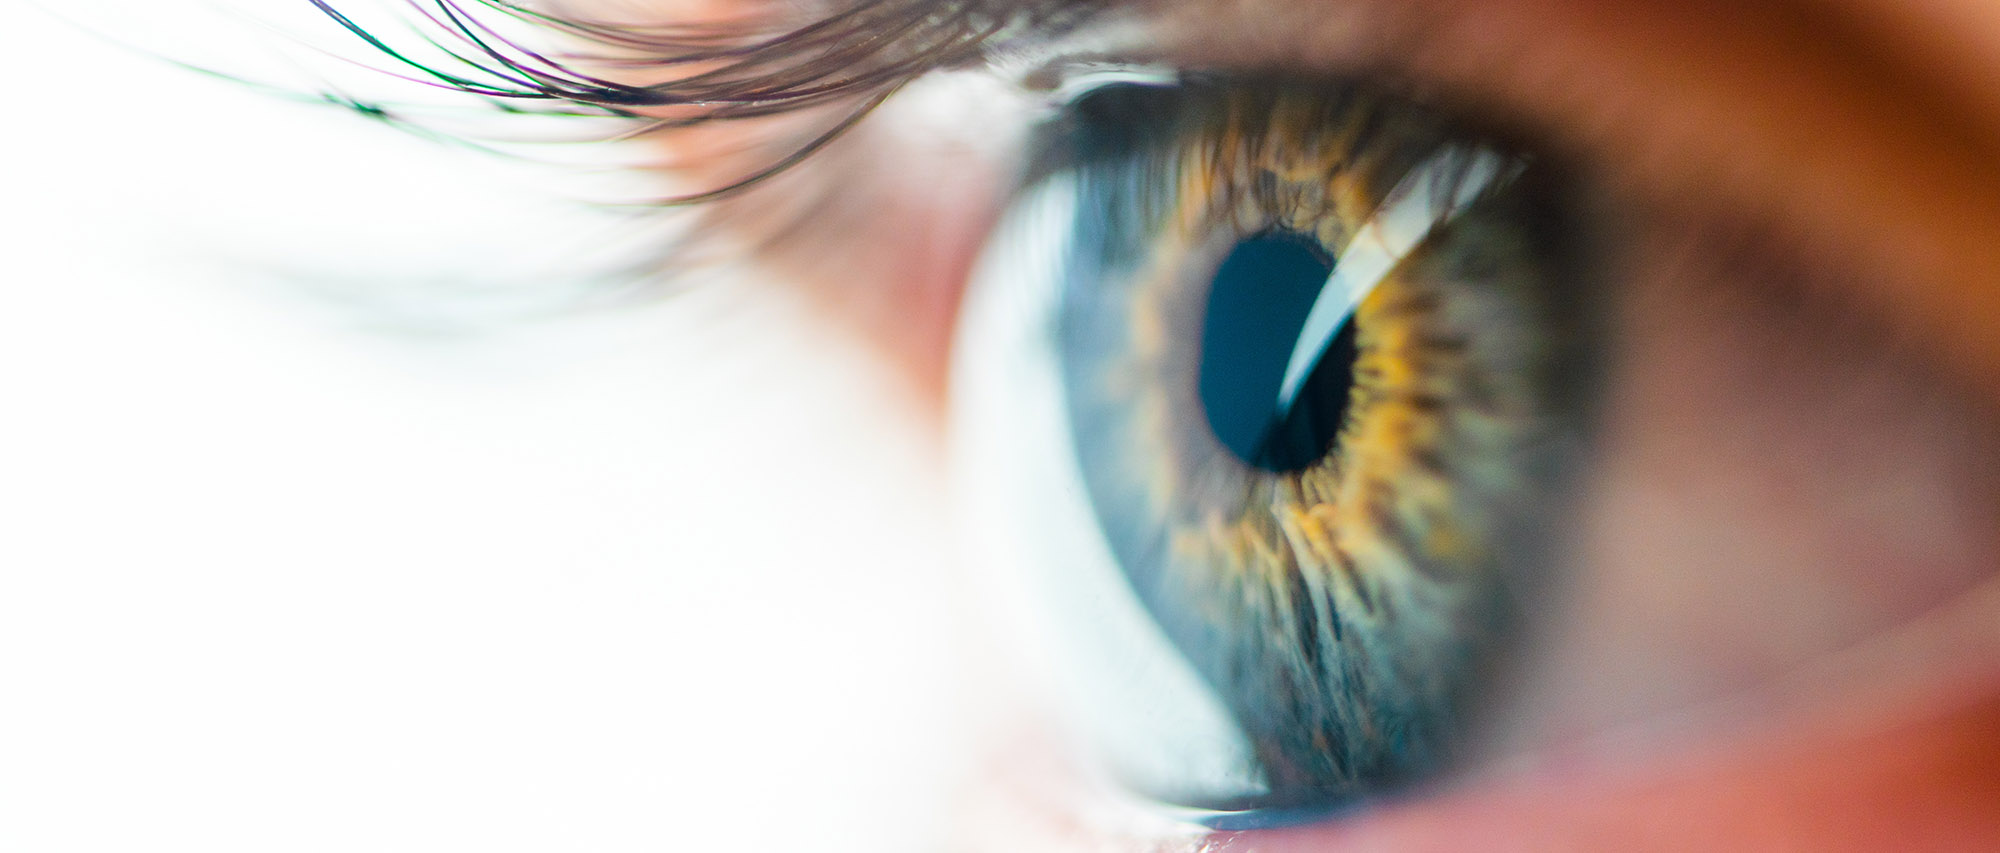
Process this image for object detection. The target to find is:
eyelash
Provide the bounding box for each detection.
[308,0,1073,202]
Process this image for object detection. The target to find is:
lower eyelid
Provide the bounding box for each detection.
[1220,681,2000,850]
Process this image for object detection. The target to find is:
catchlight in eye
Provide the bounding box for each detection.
[951,77,1595,816]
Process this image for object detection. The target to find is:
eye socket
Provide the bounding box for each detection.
[954,77,1599,814]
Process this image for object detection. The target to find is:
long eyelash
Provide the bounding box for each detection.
[309,0,1094,203]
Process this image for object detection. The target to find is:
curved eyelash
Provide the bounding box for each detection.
[308,0,1092,203]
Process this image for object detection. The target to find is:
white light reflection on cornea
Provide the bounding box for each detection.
[1273,147,1516,418]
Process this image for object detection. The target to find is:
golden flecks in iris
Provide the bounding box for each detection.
[1276,504,1341,572]
[1182,90,1423,259]
[1126,278,1170,363]
[1064,81,1571,796]
[1103,89,1494,614]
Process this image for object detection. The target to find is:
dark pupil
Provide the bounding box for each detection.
[1198,231,1361,473]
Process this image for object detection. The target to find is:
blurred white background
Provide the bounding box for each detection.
[0,1,966,849]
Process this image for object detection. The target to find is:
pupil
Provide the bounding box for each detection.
[1198,231,1361,473]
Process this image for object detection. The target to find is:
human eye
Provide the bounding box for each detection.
[941,0,2000,846]
[24,0,1996,849]
[955,74,1597,814]
[333,0,2000,842]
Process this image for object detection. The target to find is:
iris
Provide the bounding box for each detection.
[995,78,1597,810]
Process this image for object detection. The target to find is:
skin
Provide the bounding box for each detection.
[704,0,2000,844]
[627,0,2000,847]
[22,0,1992,848]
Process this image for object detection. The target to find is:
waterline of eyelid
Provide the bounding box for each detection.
[1046,65,1182,105]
